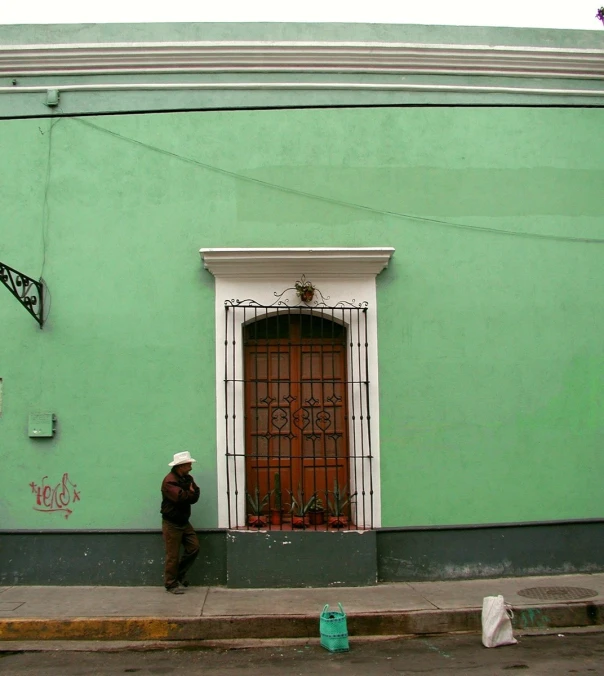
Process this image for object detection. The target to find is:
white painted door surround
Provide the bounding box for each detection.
[200,247,394,529]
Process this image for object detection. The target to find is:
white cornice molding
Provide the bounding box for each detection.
[2,82,603,98]
[2,82,604,103]
[200,247,395,278]
[2,41,604,80]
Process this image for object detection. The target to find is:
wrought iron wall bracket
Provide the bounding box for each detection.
[0,261,44,328]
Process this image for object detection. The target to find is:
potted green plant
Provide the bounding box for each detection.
[327,480,356,528]
[246,486,269,528]
[288,485,317,529]
[307,496,325,526]
[270,472,284,526]
[295,276,316,303]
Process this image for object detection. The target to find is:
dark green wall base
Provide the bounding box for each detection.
[378,521,604,581]
[0,531,226,586]
[2,522,603,587]
[226,530,378,588]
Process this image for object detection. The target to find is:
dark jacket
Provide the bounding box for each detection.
[160,469,200,526]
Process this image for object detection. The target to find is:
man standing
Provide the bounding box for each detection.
[161,451,200,594]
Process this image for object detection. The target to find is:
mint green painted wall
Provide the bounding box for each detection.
[1,106,603,529]
[3,21,602,49]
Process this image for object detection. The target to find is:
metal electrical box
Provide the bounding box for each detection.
[28,412,56,438]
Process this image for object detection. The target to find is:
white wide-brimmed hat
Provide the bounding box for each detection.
[169,451,197,467]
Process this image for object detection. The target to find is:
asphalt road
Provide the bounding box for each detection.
[2,632,604,675]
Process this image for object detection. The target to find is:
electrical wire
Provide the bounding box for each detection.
[68,116,604,245]
[40,117,58,280]
[42,278,51,325]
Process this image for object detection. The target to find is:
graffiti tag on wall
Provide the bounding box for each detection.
[29,473,81,519]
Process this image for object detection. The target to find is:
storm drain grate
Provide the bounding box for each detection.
[517,586,598,601]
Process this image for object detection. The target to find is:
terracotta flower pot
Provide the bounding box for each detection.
[328,515,348,529]
[248,514,267,528]
[308,509,325,526]
[291,515,308,529]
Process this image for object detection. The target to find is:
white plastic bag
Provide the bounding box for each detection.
[481,595,517,648]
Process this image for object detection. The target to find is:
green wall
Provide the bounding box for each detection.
[1,106,603,530]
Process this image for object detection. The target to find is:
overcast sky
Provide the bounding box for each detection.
[1,0,603,30]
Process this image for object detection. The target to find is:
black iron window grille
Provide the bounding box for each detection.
[223,299,374,531]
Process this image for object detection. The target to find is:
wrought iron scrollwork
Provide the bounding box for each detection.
[316,410,332,431]
[271,408,288,430]
[292,408,310,430]
[0,261,44,328]
[225,298,368,309]
[270,274,330,306]
[221,274,368,309]
[224,279,368,309]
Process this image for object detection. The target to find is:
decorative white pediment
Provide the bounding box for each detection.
[200,247,394,278]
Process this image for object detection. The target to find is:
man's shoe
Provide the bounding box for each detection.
[166,586,185,595]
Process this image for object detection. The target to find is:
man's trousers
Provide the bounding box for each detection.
[162,520,200,589]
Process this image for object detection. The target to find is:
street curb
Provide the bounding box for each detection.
[0,602,603,642]
[4,629,604,654]
[511,601,604,631]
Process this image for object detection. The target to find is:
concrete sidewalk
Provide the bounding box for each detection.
[1,573,604,648]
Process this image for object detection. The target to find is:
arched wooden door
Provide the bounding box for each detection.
[244,313,349,521]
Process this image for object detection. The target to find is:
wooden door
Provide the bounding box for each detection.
[299,343,348,505]
[244,314,349,519]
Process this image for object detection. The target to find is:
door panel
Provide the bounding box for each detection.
[244,316,349,521]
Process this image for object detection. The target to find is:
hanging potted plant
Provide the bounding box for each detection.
[295,276,316,304]
[327,480,356,529]
[270,472,284,526]
[288,485,317,529]
[246,486,269,528]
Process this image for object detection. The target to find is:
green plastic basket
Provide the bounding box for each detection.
[320,603,350,653]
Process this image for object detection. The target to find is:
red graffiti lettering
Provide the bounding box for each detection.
[42,484,52,506]
[29,473,80,519]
